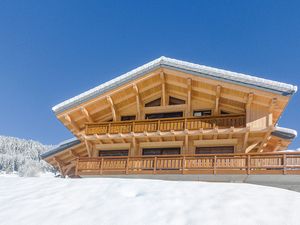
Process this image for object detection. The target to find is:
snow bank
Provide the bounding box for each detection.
[0,177,300,225]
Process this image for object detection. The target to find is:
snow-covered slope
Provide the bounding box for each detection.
[0,177,300,225]
[0,136,54,176]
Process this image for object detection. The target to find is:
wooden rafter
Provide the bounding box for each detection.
[80,107,93,123]
[64,114,80,132]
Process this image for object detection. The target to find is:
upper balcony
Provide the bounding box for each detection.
[85,114,246,135]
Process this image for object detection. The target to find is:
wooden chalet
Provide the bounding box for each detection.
[41,56,300,177]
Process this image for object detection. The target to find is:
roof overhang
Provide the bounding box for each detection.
[40,138,81,159]
[271,127,297,140]
[52,56,298,115]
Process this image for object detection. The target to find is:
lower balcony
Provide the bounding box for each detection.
[75,152,300,176]
[85,115,246,135]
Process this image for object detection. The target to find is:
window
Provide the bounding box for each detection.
[142,148,181,155]
[145,112,183,119]
[145,98,161,107]
[220,110,230,115]
[195,146,234,154]
[99,150,129,157]
[169,96,185,105]
[121,115,136,121]
[193,110,212,117]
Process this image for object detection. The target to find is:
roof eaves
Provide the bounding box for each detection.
[40,138,81,159]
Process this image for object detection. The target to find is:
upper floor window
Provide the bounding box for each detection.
[193,110,212,117]
[169,96,185,105]
[220,110,231,115]
[145,98,161,107]
[121,115,136,121]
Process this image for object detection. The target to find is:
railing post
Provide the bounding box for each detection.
[75,158,79,176]
[126,157,129,174]
[283,154,287,175]
[247,154,251,175]
[213,155,217,175]
[157,120,161,132]
[182,156,186,174]
[153,157,157,174]
[100,158,104,175]
[108,123,111,133]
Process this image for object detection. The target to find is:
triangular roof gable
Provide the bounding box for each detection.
[52,56,297,115]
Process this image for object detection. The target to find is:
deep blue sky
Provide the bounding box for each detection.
[0,0,299,148]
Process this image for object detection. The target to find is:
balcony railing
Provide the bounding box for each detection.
[75,152,300,176]
[85,114,246,135]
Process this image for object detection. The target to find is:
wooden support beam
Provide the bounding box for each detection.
[228,126,234,139]
[53,157,65,178]
[160,71,167,106]
[80,107,93,123]
[187,78,192,116]
[267,98,277,126]
[246,93,254,127]
[185,134,189,154]
[64,114,80,132]
[107,96,117,121]
[84,140,92,157]
[133,84,142,120]
[245,142,260,153]
[69,149,80,158]
[258,126,273,152]
[243,127,250,150]
[214,85,221,115]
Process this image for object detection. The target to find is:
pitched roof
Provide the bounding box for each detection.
[52,56,298,115]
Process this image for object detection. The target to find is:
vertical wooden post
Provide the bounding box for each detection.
[283,154,287,175]
[126,157,129,174]
[247,154,251,175]
[100,158,104,175]
[182,156,186,174]
[75,158,79,176]
[213,155,217,175]
[153,157,157,175]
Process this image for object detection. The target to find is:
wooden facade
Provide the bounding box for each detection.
[41,57,298,177]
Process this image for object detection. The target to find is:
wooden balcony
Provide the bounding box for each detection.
[75,152,300,176]
[85,114,246,135]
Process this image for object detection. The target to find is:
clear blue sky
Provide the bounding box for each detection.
[0,0,299,148]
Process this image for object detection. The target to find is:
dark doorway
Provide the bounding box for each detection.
[145,111,183,119]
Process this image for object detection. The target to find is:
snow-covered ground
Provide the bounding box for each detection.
[0,177,300,225]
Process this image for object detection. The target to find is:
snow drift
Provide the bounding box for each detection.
[0,177,300,225]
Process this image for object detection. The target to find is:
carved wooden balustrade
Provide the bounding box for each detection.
[85,115,246,135]
[76,152,300,176]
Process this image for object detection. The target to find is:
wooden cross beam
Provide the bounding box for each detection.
[106,96,117,121]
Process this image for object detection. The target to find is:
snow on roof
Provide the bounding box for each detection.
[40,138,81,159]
[272,126,297,140]
[52,56,298,115]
